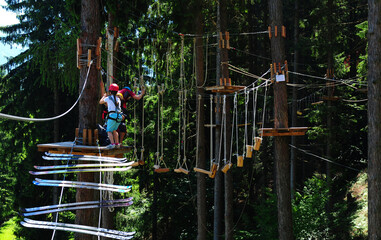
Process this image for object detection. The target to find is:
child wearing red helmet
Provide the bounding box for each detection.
[99,83,123,148]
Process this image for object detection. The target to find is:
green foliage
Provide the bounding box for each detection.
[293,174,330,239]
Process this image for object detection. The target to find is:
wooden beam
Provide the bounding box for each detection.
[259,127,309,136]
[154,168,170,173]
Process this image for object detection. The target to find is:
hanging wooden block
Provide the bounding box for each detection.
[246,145,253,158]
[221,163,232,174]
[209,163,218,178]
[268,26,272,39]
[237,155,244,167]
[254,137,262,151]
[154,168,170,173]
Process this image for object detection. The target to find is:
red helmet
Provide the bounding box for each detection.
[108,83,119,92]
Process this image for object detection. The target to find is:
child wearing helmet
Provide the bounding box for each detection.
[99,83,123,148]
[116,86,145,143]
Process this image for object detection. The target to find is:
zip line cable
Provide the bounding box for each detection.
[289,144,362,172]
[0,61,94,122]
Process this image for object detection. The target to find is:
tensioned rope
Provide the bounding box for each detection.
[51,138,78,240]
[0,61,94,122]
[289,144,361,172]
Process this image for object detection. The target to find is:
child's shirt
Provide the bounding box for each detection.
[104,95,121,112]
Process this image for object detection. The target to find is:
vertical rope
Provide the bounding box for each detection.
[51,138,77,240]
[177,90,182,169]
[251,88,258,145]
[182,90,187,168]
[261,80,269,138]
[210,95,214,168]
[196,94,201,167]
[218,96,226,167]
[244,88,249,154]
[230,93,238,163]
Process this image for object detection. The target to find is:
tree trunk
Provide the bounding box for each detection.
[368,1,381,239]
[76,0,101,239]
[326,0,334,234]
[290,0,298,200]
[101,12,116,240]
[214,1,223,239]
[195,0,207,238]
[268,0,293,239]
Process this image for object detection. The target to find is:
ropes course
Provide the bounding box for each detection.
[1,21,367,240]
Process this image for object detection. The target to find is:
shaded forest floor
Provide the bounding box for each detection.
[350,171,368,237]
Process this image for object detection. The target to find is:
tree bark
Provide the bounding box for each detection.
[76,0,101,239]
[368,0,381,239]
[214,1,223,239]
[326,0,334,234]
[268,0,293,239]
[101,12,116,240]
[195,0,207,238]
[290,0,298,200]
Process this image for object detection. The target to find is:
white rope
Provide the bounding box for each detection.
[210,95,214,168]
[229,93,237,164]
[260,77,269,137]
[51,138,77,240]
[234,93,239,156]
[251,88,258,145]
[243,89,249,155]
[218,96,226,167]
[195,94,201,168]
[0,61,93,122]
[176,90,182,169]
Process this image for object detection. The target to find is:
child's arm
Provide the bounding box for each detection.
[99,93,107,104]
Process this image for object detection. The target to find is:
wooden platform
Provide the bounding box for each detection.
[322,96,340,101]
[205,85,246,94]
[258,127,309,136]
[37,141,131,156]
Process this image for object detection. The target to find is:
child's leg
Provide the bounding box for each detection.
[107,132,114,144]
[113,131,119,144]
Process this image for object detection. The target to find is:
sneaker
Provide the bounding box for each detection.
[115,143,121,148]
[106,144,115,149]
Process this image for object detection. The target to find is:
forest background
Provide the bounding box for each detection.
[0,0,371,239]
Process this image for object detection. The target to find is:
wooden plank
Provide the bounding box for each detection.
[259,127,309,136]
[154,168,170,173]
[193,167,211,175]
[322,96,340,101]
[174,168,189,175]
[205,85,245,94]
